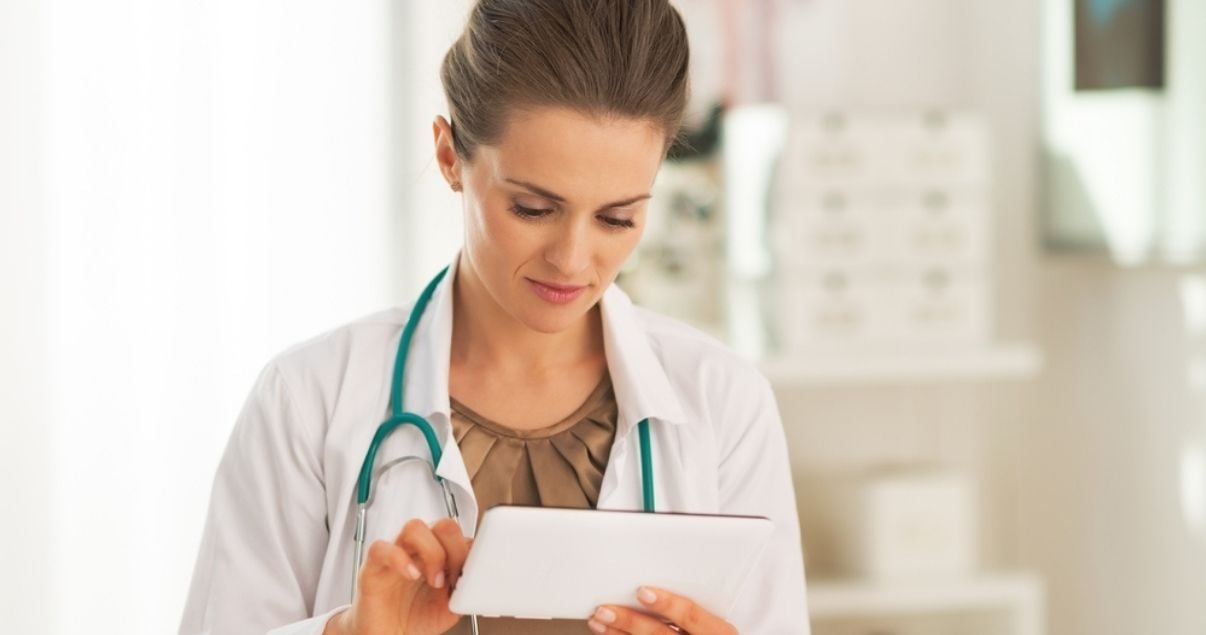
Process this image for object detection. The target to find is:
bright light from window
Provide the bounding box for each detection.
[41,1,393,631]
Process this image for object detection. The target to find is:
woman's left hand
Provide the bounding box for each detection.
[587,586,738,634]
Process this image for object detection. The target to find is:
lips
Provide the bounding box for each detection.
[526,277,587,305]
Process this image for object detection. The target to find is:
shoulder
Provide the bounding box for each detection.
[626,305,785,473]
[275,306,408,357]
[631,305,775,406]
[264,305,412,396]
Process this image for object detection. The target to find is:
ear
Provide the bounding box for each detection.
[432,115,462,191]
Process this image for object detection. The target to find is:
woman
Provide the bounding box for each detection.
[179,1,808,633]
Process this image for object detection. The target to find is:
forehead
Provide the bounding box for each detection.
[478,107,666,198]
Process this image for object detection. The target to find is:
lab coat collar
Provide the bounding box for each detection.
[405,255,461,488]
[598,283,688,434]
[405,255,456,434]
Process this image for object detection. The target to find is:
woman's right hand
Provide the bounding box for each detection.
[324,517,473,635]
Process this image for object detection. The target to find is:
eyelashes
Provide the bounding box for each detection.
[509,204,553,219]
[510,204,636,230]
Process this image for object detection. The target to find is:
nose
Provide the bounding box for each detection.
[543,216,592,278]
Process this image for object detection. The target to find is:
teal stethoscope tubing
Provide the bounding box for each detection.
[351,266,656,596]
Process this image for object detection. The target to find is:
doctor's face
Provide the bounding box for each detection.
[441,106,665,334]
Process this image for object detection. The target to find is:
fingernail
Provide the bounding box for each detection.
[594,607,616,624]
[406,563,422,580]
[434,571,445,588]
[638,587,657,604]
[588,619,608,634]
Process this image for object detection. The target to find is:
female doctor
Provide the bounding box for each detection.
[179,1,808,633]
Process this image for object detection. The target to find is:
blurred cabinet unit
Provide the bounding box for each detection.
[759,343,1041,386]
[770,110,994,355]
[825,468,978,582]
[752,109,1045,635]
[807,573,1044,635]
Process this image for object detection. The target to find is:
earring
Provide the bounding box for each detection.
[450,181,462,192]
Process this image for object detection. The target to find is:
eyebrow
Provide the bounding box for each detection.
[504,178,651,211]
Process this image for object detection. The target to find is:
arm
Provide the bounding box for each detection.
[716,373,811,634]
[179,361,346,635]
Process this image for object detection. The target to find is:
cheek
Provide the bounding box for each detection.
[478,202,514,241]
[467,198,534,265]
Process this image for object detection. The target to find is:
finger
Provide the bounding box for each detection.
[584,619,628,635]
[363,539,423,586]
[396,518,448,589]
[634,586,735,634]
[589,605,679,635]
[430,517,471,589]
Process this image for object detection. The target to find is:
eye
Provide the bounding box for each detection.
[511,204,554,219]
[599,215,636,229]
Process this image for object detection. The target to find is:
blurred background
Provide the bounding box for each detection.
[2,0,1205,633]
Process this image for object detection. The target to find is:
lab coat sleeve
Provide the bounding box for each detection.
[179,361,347,635]
[717,373,811,634]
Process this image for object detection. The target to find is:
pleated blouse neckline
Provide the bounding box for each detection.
[448,372,619,518]
[449,373,613,440]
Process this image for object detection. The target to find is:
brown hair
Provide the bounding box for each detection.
[440,0,691,161]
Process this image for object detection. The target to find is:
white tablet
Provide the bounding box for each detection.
[447,505,774,621]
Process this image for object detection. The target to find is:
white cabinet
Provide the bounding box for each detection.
[757,110,1045,635]
[770,110,995,356]
[807,573,1044,635]
[759,343,1042,386]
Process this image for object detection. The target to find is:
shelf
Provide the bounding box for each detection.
[758,342,1043,385]
[807,572,1044,619]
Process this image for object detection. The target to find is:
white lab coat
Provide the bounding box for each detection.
[180,254,810,634]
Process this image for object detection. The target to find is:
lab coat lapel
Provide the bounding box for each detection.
[596,284,691,511]
[394,255,479,533]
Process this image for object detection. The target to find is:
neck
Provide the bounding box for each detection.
[450,253,604,374]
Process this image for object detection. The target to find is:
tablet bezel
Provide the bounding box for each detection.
[447,505,774,621]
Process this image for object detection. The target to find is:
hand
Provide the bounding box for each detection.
[587,586,738,634]
[324,517,473,635]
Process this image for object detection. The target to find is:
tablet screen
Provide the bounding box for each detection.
[448,505,774,621]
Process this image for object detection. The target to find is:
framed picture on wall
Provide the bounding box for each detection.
[1039,0,1206,264]
[1074,0,1165,91]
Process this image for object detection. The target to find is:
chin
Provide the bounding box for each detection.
[516,306,584,334]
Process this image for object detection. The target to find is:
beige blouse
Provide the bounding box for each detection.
[446,373,618,634]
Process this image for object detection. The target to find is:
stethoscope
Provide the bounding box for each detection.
[351,265,657,629]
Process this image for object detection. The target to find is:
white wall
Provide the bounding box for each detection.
[0,1,51,630]
[1021,263,1206,634]
[979,1,1206,632]
[4,2,400,631]
[394,0,474,296]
